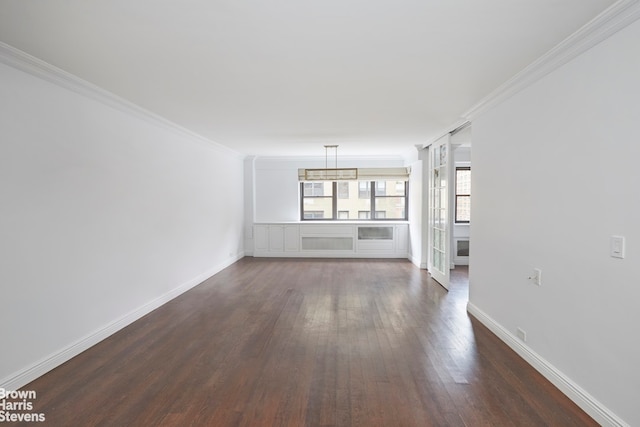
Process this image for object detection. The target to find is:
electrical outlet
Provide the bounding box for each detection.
[610,235,625,259]
[517,328,527,342]
[528,268,542,286]
[533,268,541,286]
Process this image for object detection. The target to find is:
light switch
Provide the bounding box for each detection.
[610,235,625,259]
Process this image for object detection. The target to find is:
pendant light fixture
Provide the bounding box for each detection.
[303,145,358,180]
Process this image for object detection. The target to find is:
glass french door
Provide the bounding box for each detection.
[428,135,450,289]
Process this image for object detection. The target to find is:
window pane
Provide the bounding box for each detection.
[455,168,471,223]
[371,181,408,220]
[303,197,332,219]
[337,182,349,199]
[456,169,471,194]
[303,182,323,197]
[373,197,406,219]
[358,181,370,199]
[338,210,349,219]
[456,195,471,222]
[337,181,370,219]
[393,181,406,196]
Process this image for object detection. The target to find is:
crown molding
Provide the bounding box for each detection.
[463,0,640,120]
[0,42,244,159]
[255,154,406,162]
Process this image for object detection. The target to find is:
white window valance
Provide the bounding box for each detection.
[298,167,410,182]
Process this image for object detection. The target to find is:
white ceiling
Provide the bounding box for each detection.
[0,0,616,157]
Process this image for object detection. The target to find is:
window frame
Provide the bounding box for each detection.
[455,167,471,223]
[300,180,408,221]
[300,181,336,220]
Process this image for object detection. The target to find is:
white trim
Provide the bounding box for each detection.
[0,253,244,392]
[0,42,243,159]
[423,0,640,146]
[463,0,640,120]
[466,302,629,427]
[409,254,425,269]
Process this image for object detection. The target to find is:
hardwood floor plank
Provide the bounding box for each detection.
[8,259,598,426]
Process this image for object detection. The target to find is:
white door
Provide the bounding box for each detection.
[428,135,450,289]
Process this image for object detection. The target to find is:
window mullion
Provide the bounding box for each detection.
[332,181,337,220]
[405,181,409,219]
[370,181,375,219]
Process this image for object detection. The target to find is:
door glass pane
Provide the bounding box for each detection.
[440,188,447,206]
[433,250,441,272]
[440,144,447,165]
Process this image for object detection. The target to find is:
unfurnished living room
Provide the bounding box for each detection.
[1,1,639,426]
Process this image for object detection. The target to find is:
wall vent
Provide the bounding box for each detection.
[301,237,354,251]
[358,226,393,240]
[456,240,469,257]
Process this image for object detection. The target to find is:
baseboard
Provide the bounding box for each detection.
[466,303,628,427]
[409,255,422,268]
[0,253,244,392]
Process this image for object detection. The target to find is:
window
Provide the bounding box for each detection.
[455,167,471,223]
[372,180,406,219]
[301,180,408,221]
[301,182,333,219]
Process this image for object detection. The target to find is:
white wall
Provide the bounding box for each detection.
[254,158,303,222]
[469,18,640,427]
[451,144,471,266]
[408,156,424,267]
[251,156,407,222]
[243,156,257,254]
[0,60,245,389]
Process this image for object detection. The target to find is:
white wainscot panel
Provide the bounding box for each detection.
[284,225,299,252]
[254,225,269,252]
[268,225,284,252]
[253,223,408,259]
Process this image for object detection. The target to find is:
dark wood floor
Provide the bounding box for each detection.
[11,258,596,426]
